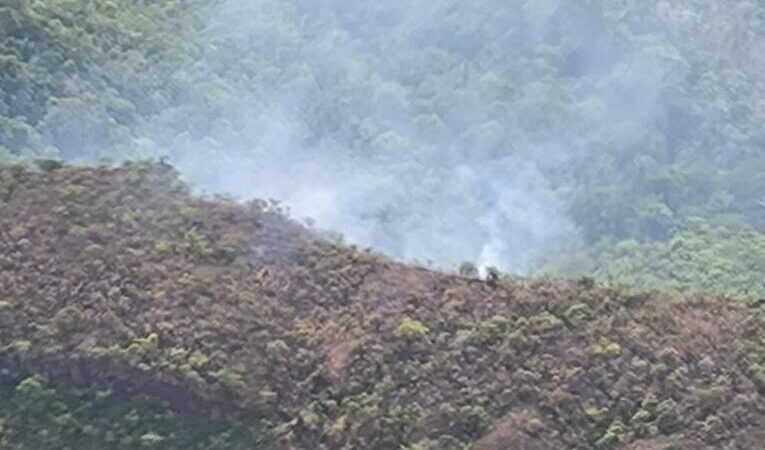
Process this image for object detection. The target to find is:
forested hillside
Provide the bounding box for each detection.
[3,162,765,449]
[4,1,765,448]
[2,0,765,297]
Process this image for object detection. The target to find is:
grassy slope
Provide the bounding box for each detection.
[2,162,765,449]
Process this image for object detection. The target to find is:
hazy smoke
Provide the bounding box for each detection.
[8,0,656,274]
[158,1,672,273]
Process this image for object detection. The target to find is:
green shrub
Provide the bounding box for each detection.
[458,262,478,277]
[395,318,430,340]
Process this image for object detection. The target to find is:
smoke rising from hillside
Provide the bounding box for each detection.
[159,0,677,274]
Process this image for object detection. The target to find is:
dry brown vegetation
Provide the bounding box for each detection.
[2,162,765,449]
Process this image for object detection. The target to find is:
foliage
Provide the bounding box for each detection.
[4,0,765,447]
[394,318,430,340]
[0,164,764,449]
[3,0,765,286]
[0,376,255,449]
[588,219,765,299]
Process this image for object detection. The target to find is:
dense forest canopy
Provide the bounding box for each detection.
[2,0,765,297]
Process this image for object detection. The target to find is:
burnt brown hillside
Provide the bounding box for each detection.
[2,162,765,449]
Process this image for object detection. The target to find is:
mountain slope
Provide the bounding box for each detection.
[3,0,765,292]
[2,162,765,449]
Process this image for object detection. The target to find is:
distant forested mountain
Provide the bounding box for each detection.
[2,0,765,297]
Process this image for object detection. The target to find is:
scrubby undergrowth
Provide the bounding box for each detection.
[2,162,765,449]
